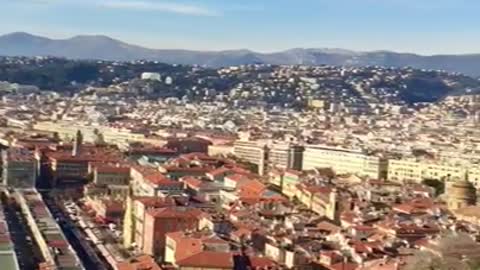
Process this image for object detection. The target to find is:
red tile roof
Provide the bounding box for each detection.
[176,251,233,268]
[207,167,231,177]
[117,255,163,270]
[328,262,359,270]
[135,197,176,208]
[146,207,205,219]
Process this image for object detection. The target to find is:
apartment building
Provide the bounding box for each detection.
[34,121,146,145]
[233,140,304,175]
[233,140,268,175]
[1,147,37,188]
[269,143,304,171]
[387,158,466,184]
[142,207,204,259]
[302,145,386,179]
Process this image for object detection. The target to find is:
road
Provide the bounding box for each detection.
[1,194,43,270]
[41,192,112,270]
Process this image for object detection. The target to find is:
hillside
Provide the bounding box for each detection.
[1,32,480,77]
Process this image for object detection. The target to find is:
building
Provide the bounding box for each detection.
[126,145,177,164]
[388,158,467,184]
[84,164,131,199]
[93,164,131,186]
[141,72,161,81]
[165,137,212,154]
[141,207,205,259]
[131,166,183,197]
[446,179,477,210]
[0,207,20,270]
[164,230,230,265]
[33,121,147,145]
[174,251,279,270]
[86,197,124,223]
[117,255,162,270]
[302,145,386,179]
[1,147,36,188]
[44,131,123,186]
[233,140,268,175]
[387,159,423,183]
[467,167,480,189]
[268,143,304,171]
[123,196,176,249]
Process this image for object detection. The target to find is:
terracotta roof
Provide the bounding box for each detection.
[144,173,176,185]
[328,262,358,270]
[135,197,176,208]
[133,166,178,185]
[238,180,267,198]
[249,256,278,269]
[226,174,251,183]
[146,207,205,219]
[317,221,341,234]
[117,255,162,270]
[182,176,203,188]
[207,167,231,177]
[176,251,233,268]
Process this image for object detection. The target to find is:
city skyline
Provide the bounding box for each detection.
[0,0,479,54]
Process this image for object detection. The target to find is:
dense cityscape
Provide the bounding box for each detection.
[0,54,479,270]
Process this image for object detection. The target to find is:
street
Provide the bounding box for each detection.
[1,193,43,270]
[41,192,112,270]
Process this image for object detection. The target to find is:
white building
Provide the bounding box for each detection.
[141,72,162,81]
[302,145,386,179]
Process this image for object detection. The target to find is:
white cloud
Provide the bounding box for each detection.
[98,0,219,16]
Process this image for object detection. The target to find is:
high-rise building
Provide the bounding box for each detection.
[233,141,268,175]
[269,143,304,171]
[233,141,304,175]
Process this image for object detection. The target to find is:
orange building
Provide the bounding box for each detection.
[141,207,205,259]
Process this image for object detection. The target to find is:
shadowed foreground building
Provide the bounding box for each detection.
[1,147,36,188]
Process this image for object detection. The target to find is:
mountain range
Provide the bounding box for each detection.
[1,32,480,77]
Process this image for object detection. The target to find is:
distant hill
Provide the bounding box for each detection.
[2,32,480,77]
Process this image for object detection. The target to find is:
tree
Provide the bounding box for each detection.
[422,178,445,196]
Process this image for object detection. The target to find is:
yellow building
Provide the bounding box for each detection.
[308,99,326,109]
[34,121,147,145]
[454,206,480,226]
[446,179,477,210]
[208,145,233,157]
[281,170,302,199]
[467,167,480,189]
[387,159,467,184]
[387,159,423,183]
[311,190,337,221]
[302,145,386,179]
[267,170,283,188]
[123,195,176,249]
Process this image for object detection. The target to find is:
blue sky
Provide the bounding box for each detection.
[0,0,478,54]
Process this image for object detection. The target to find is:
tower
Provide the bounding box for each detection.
[326,188,338,221]
[72,130,83,157]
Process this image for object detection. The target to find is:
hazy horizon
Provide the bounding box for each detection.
[0,0,479,55]
[2,31,480,57]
